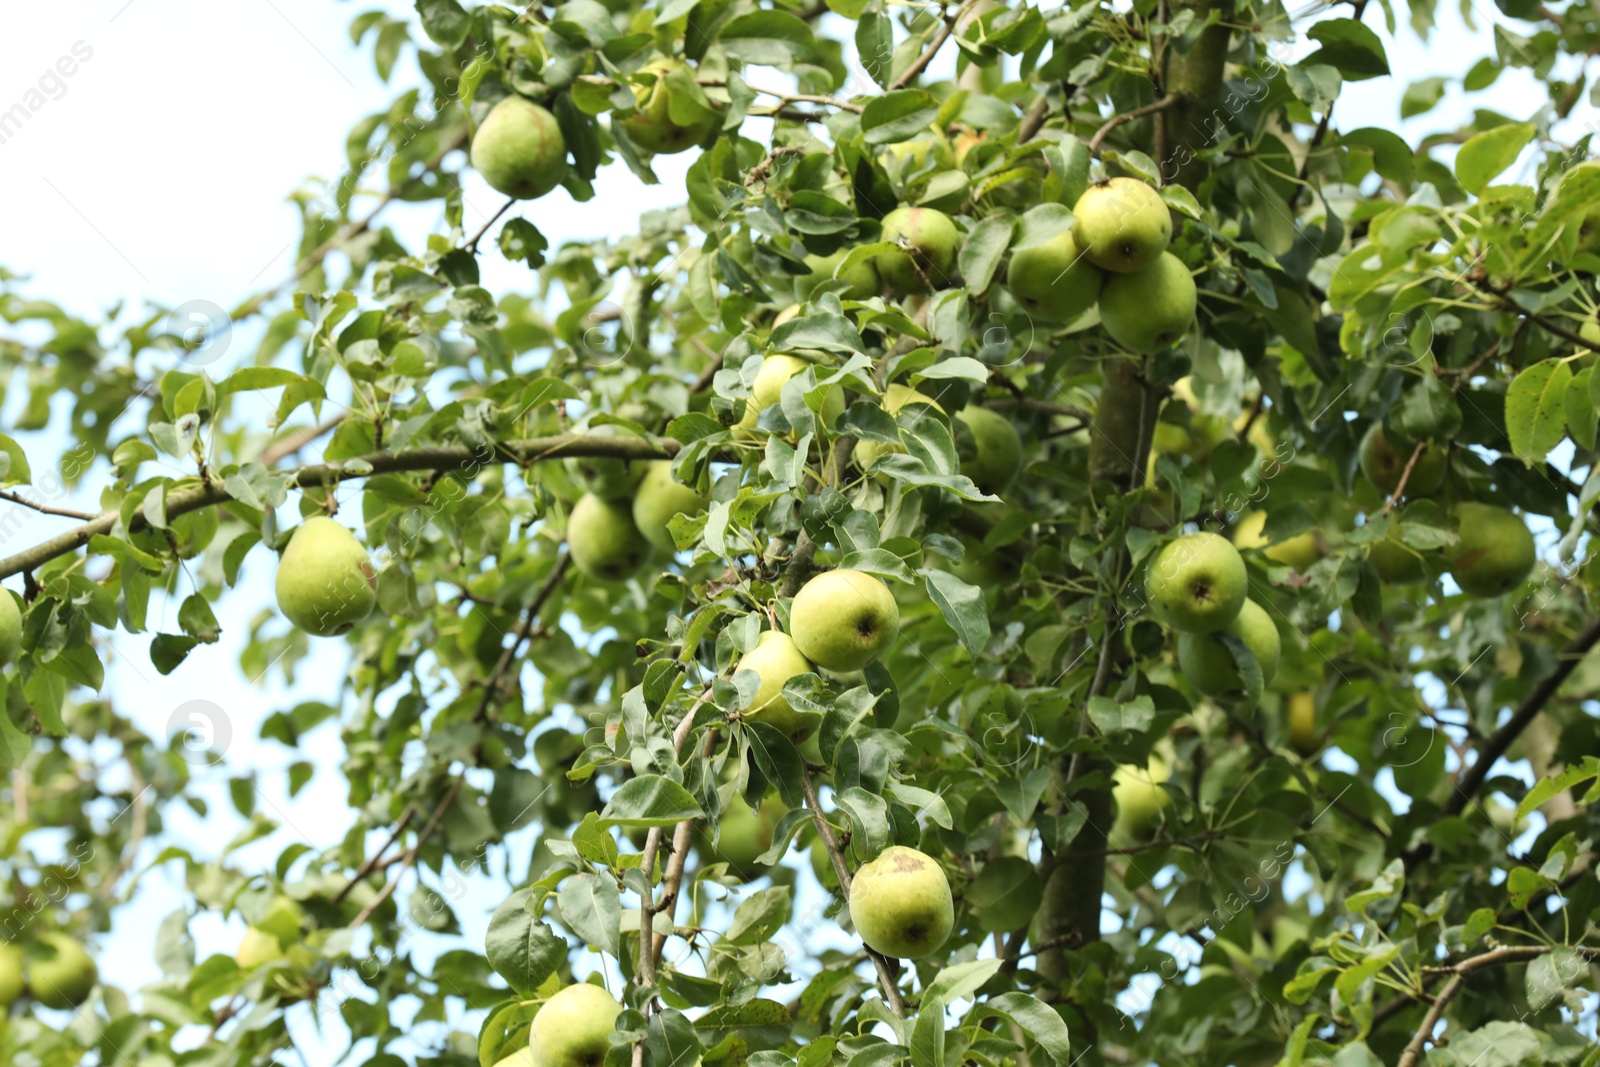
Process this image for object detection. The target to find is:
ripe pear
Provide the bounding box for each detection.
[848,845,953,959]
[790,569,900,672]
[1072,177,1172,273]
[631,460,709,553]
[492,1050,536,1067]
[0,941,23,1008]
[1112,757,1171,842]
[955,406,1023,494]
[883,135,954,173]
[619,59,717,155]
[852,383,946,472]
[0,589,21,667]
[1287,691,1320,756]
[1175,599,1280,698]
[876,207,960,293]
[735,630,822,742]
[1004,230,1104,322]
[1145,532,1247,634]
[527,982,622,1067]
[738,354,845,432]
[568,494,651,582]
[1098,251,1196,353]
[1359,423,1446,496]
[28,933,97,1011]
[275,517,377,637]
[1367,537,1427,583]
[1232,511,1323,571]
[796,249,881,302]
[471,96,567,200]
[1448,503,1535,598]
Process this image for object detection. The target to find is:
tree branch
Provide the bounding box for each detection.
[889,3,966,91]
[1086,96,1181,154]
[0,488,95,522]
[259,415,348,467]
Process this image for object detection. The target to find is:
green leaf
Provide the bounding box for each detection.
[556,872,622,957]
[911,996,945,1067]
[1304,19,1390,80]
[485,891,567,995]
[0,434,32,486]
[924,569,990,655]
[1516,757,1600,819]
[1567,367,1597,451]
[1341,128,1414,184]
[414,0,471,48]
[967,857,1043,932]
[1399,77,1446,118]
[972,993,1072,1066]
[958,213,1014,295]
[599,775,705,826]
[1455,122,1536,194]
[1505,358,1572,464]
[717,11,815,65]
[924,958,1003,1003]
[860,90,940,145]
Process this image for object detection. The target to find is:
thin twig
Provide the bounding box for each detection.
[330,803,417,906]
[466,198,516,253]
[0,489,95,522]
[260,416,347,467]
[1086,96,1180,154]
[1381,441,1427,517]
[889,3,966,91]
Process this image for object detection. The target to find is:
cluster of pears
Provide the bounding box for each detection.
[1146,532,1280,700]
[0,933,98,1011]
[565,458,710,582]
[1354,424,1536,597]
[1007,177,1197,352]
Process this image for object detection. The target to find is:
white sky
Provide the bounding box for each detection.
[0,1,1586,1064]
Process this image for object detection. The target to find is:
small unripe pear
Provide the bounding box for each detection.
[790,569,900,672]
[274,517,377,637]
[735,631,820,741]
[28,932,97,1011]
[849,845,953,958]
[1112,757,1171,842]
[568,493,651,582]
[527,983,622,1067]
[1448,502,1535,598]
[876,207,960,293]
[1232,511,1322,571]
[631,461,709,553]
[1072,177,1172,273]
[0,589,21,667]
[1098,251,1196,353]
[1287,691,1320,756]
[1367,538,1427,583]
[955,406,1023,494]
[619,59,717,155]
[471,96,568,199]
[1004,230,1103,322]
[0,941,23,1008]
[1175,599,1280,698]
[797,250,881,302]
[1358,423,1446,496]
[702,793,785,876]
[852,383,945,472]
[1145,532,1246,634]
[738,354,845,432]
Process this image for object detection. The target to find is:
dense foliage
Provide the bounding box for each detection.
[2,0,1600,1065]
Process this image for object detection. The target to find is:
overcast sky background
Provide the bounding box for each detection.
[0,1,1587,1063]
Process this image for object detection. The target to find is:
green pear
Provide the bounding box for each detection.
[631,460,709,553]
[1098,251,1196,353]
[1004,230,1104,322]
[471,96,567,200]
[1448,503,1535,598]
[619,59,717,155]
[528,982,622,1067]
[876,207,960,293]
[735,630,821,742]
[235,927,285,969]
[852,383,946,472]
[493,1050,536,1067]
[701,794,784,876]
[955,406,1023,494]
[848,845,953,959]
[0,940,23,1008]
[738,354,845,432]
[1072,177,1172,273]
[796,250,881,302]
[275,517,377,637]
[1367,537,1427,583]
[1145,532,1247,634]
[1175,599,1280,698]
[790,569,900,672]
[0,589,21,667]
[568,493,651,582]
[883,134,954,173]
[28,933,96,1011]
[773,304,801,328]
[1287,691,1320,756]
[1232,511,1323,571]
[1111,757,1171,842]
[1359,423,1446,496]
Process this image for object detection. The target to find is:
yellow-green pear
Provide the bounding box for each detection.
[1448,503,1536,598]
[0,941,23,1008]
[1287,691,1320,756]
[0,589,21,667]
[797,249,881,302]
[235,927,285,969]
[1145,532,1247,634]
[1175,599,1280,698]
[1098,251,1196,353]
[876,207,960,293]
[1004,230,1103,322]
[790,569,900,672]
[527,982,622,1067]
[701,794,784,876]
[1368,537,1427,583]
[1232,511,1323,571]
[275,517,377,637]
[738,354,845,432]
[631,461,709,553]
[471,96,567,200]
[568,493,651,582]
[1359,424,1446,497]
[1112,757,1171,842]
[28,933,97,1011]
[1072,177,1172,273]
[619,59,717,155]
[492,1049,536,1067]
[735,631,821,742]
[852,383,946,472]
[955,406,1023,494]
[848,845,953,958]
